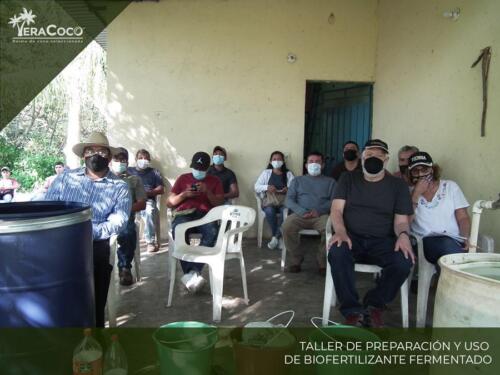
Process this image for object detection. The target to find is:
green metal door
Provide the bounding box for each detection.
[304,82,373,175]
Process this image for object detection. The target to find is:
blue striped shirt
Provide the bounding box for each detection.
[45,167,132,240]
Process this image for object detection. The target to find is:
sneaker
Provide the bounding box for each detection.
[119,268,134,286]
[267,236,279,249]
[147,243,159,253]
[286,264,301,273]
[191,274,206,293]
[181,271,198,292]
[365,307,384,328]
[344,313,364,327]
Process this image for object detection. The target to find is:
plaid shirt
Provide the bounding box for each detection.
[46,167,131,240]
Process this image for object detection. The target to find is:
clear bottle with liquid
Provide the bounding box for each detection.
[103,334,128,375]
[73,328,103,375]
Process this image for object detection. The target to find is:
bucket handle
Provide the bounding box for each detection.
[310,317,340,343]
[260,310,295,348]
[133,363,159,375]
[267,310,295,328]
[156,328,218,346]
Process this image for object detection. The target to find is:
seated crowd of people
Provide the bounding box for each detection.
[3,131,470,327]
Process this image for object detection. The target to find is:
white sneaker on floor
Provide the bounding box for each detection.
[267,236,279,249]
[191,274,206,293]
[181,271,198,292]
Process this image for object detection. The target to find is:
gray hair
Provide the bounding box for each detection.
[398,145,419,157]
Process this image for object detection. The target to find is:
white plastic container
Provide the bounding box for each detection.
[104,334,128,375]
[73,329,103,375]
[433,253,500,327]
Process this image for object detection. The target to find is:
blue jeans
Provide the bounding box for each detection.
[262,205,286,238]
[117,218,137,269]
[172,210,219,274]
[140,199,159,244]
[423,236,465,264]
[328,234,413,317]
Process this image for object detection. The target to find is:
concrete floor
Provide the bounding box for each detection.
[112,236,435,328]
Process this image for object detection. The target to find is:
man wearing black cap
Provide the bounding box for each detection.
[328,139,415,327]
[207,146,239,203]
[166,151,224,292]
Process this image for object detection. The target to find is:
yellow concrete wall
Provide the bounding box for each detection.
[373,0,500,246]
[107,0,378,237]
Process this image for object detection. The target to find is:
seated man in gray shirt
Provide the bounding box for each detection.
[329,139,414,328]
[282,151,336,275]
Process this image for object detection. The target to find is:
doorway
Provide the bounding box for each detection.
[304,81,373,175]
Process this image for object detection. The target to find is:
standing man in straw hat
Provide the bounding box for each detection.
[46,132,131,327]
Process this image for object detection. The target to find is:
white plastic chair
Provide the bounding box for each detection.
[255,193,266,248]
[137,196,162,247]
[415,234,494,327]
[106,224,143,327]
[280,209,320,272]
[107,235,119,327]
[167,205,256,322]
[322,217,412,327]
[133,222,141,281]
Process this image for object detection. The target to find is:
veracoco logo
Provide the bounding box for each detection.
[8,8,84,43]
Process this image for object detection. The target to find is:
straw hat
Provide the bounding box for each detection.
[72,132,120,157]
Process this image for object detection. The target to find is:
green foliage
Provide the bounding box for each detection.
[0,42,106,192]
[0,136,64,191]
[0,138,18,168]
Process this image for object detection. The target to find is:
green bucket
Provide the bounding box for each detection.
[309,319,380,375]
[152,321,218,375]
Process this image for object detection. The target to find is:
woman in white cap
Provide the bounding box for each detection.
[409,151,471,263]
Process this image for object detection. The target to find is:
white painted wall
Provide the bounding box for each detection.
[373,0,500,246]
[107,0,378,237]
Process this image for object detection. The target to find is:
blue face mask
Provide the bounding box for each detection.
[212,155,225,165]
[192,168,207,180]
[307,163,322,176]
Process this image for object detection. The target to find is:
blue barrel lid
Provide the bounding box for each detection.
[0,201,91,220]
[0,201,92,234]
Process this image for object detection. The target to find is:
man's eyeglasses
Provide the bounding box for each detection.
[83,149,110,157]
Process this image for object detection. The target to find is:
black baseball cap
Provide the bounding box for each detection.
[114,147,129,159]
[408,152,433,170]
[364,139,389,153]
[190,151,211,171]
[213,145,227,157]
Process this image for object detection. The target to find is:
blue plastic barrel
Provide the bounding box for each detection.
[0,201,94,327]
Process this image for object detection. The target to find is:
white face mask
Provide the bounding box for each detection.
[137,159,150,169]
[307,163,322,176]
[271,160,283,169]
[111,161,127,174]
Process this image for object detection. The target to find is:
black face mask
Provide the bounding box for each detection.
[343,149,358,161]
[85,155,109,173]
[399,165,409,175]
[363,157,384,174]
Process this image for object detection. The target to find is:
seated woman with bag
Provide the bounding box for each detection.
[255,151,295,249]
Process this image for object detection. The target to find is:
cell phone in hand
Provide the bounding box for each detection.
[191,183,198,191]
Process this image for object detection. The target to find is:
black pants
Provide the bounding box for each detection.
[93,240,112,327]
[328,234,412,317]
